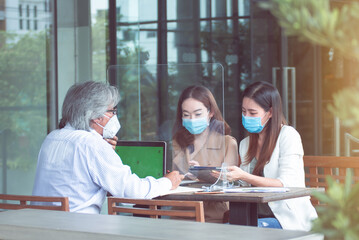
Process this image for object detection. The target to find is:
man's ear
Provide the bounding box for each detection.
[92,117,102,124]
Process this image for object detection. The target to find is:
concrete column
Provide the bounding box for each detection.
[57,0,91,118]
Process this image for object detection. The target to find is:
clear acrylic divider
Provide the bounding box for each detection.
[108,64,232,189]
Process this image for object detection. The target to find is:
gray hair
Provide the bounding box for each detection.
[59,81,120,130]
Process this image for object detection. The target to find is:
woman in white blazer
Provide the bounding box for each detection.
[217,81,317,231]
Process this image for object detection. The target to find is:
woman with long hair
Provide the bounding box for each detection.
[172,85,238,223]
[213,81,317,230]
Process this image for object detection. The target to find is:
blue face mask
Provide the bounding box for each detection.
[242,113,269,133]
[182,117,209,135]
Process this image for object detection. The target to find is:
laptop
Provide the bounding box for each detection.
[115,141,166,179]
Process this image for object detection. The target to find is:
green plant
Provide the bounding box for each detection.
[327,86,359,138]
[311,169,359,240]
[0,30,48,170]
[259,0,359,138]
[259,0,359,61]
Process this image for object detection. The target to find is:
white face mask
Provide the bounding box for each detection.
[96,114,121,138]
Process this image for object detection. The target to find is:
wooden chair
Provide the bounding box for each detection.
[107,197,205,222]
[0,194,69,211]
[303,156,359,205]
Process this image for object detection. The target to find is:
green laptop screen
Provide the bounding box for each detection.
[115,141,165,179]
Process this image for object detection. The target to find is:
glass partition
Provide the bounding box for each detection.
[116,0,251,144]
[108,63,233,176]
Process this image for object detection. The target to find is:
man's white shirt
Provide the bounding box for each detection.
[32,124,171,213]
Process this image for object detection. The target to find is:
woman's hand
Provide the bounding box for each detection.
[225,166,247,181]
[211,166,247,182]
[105,136,118,150]
[188,160,200,166]
[212,166,283,187]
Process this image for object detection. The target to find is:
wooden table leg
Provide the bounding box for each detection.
[229,202,258,226]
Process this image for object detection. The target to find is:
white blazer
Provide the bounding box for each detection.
[239,125,318,231]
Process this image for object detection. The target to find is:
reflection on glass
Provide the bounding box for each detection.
[238,0,250,16]
[91,0,109,81]
[200,0,208,19]
[0,0,53,194]
[211,0,228,18]
[139,23,157,65]
[116,1,140,65]
[117,0,139,23]
[115,0,251,143]
[167,31,178,63]
[167,0,177,20]
[139,0,157,22]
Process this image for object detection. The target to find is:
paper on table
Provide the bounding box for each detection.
[223,187,290,193]
[160,186,202,196]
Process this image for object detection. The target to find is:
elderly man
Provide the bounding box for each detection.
[32,81,183,213]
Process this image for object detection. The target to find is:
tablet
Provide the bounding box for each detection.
[189,166,222,171]
[188,166,222,183]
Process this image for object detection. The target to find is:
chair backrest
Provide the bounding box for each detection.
[303,156,359,205]
[107,197,205,222]
[0,194,69,211]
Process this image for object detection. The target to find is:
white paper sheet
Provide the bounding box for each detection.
[223,187,290,193]
[160,186,202,196]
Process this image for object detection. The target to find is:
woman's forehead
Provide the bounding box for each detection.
[242,97,263,111]
[182,98,207,111]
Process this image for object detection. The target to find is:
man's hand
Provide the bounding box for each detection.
[105,136,118,150]
[165,171,184,190]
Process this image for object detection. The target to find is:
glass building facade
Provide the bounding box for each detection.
[1,0,358,203]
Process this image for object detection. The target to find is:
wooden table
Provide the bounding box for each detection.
[158,187,316,226]
[0,209,321,240]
